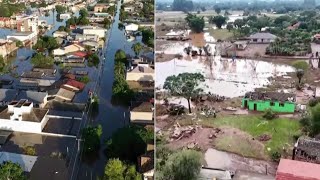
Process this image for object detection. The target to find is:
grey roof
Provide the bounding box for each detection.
[249,32,277,39]
[244,92,295,102]
[0,89,17,102]
[16,91,48,104]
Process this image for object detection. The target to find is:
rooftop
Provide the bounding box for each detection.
[21,71,44,79]
[276,159,320,180]
[16,91,47,105]
[0,107,48,122]
[0,89,17,103]
[9,32,34,36]
[131,101,153,112]
[138,150,154,173]
[294,137,320,163]
[249,32,277,39]
[244,92,295,102]
[130,65,154,73]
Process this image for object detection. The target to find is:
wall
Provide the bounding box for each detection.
[130,112,153,124]
[242,99,295,113]
[83,29,106,38]
[0,119,43,133]
[126,73,154,81]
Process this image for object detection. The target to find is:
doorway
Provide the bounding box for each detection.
[254,104,257,111]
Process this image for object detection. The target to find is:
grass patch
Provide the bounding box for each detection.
[291,60,309,71]
[214,135,266,159]
[210,115,301,156]
[209,28,234,41]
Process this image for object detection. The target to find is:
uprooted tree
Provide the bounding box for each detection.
[163,73,205,113]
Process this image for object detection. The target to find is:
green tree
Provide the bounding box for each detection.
[0,56,6,72]
[310,104,320,136]
[226,22,233,32]
[0,161,26,180]
[81,125,103,154]
[78,75,90,84]
[214,7,221,14]
[16,41,23,47]
[107,6,116,15]
[164,73,205,113]
[131,43,143,57]
[55,5,66,14]
[103,18,111,28]
[157,150,202,180]
[209,15,227,29]
[234,19,245,28]
[296,69,304,84]
[33,36,59,52]
[185,14,205,33]
[115,49,127,64]
[88,53,100,67]
[140,28,154,48]
[105,125,153,163]
[104,159,142,180]
[31,53,54,68]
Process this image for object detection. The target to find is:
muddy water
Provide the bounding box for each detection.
[156,40,295,98]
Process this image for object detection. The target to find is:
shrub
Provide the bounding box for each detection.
[23,146,36,156]
[263,108,276,120]
[271,151,281,162]
[292,60,308,71]
[309,98,320,107]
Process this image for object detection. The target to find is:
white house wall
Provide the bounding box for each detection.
[0,119,43,133]
[126,73,154,81]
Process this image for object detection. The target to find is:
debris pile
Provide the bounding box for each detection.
[258,134,272,142]
[170,123,197,140]
[209,128,223,139]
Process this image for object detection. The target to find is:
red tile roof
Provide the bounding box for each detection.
[64,79,85,90]
[276,159,320,180]
[73,51,87,58]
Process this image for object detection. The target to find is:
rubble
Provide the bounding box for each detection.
[258,134,272,142]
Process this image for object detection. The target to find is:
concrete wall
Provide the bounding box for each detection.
[126,73,154,81]
[130,112,153,124]
[83,29,106,38]
[242,98,295,113]
[0,119,43,133]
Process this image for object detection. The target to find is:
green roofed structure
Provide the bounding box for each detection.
[242,92,296,113]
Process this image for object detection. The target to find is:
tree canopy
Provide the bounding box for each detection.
[31,53,54,68]
[131,43,143,57]
[185,14,205,33]
[33,36,59,52]
[55,5,66,14]
[163,73,205,113]
[209,15,227,29]
[81,125,103,154]
[156,149,202,180]
[140,28,154,48]
[0,161,26,180]
[105,125,154,163]
[103,159,142,180]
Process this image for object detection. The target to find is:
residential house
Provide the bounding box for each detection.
[293,137,320,164]
[316,87,320,98]
[53,31,68,38]
[59,13,71,19]
[16,16,39,33]
[94,3,109,12]
[127,64,154,82]
[125,23,139,32]
[0,39,18,58]
[124,6,135,12]
[54,88,75,102]
[130,101,154,125]
[16,91,48,108]
[75,34,99,42]
[7,32,37,42]
[63,54,85,63]
[79,26,106,38]
[234,40,248,50]
[53,44,85,56]
[0,17,15,28]
[248,32,277,43]
[0,100,49,133]
[276,159,320,180]
[17,78,55,90]
[137,144,154,180]
[242,92,296,113]
[21,71,44,79]
[81,40,99,51]
[287,22,301,31]
[62,79,85,92]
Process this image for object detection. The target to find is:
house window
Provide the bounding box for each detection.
[270,102,275,106]
[279,103,285,107]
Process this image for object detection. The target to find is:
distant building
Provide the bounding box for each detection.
[242,92,296,113]
[0,39,18,58]
[79,26,106,38]
[126,64,154,82]
[0,100,49,133]
[248,32,277,43]
[276,159,320,180]
[53,31,68,38]
[94,3,109,12]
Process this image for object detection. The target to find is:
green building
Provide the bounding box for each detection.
[242,92,296,113]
